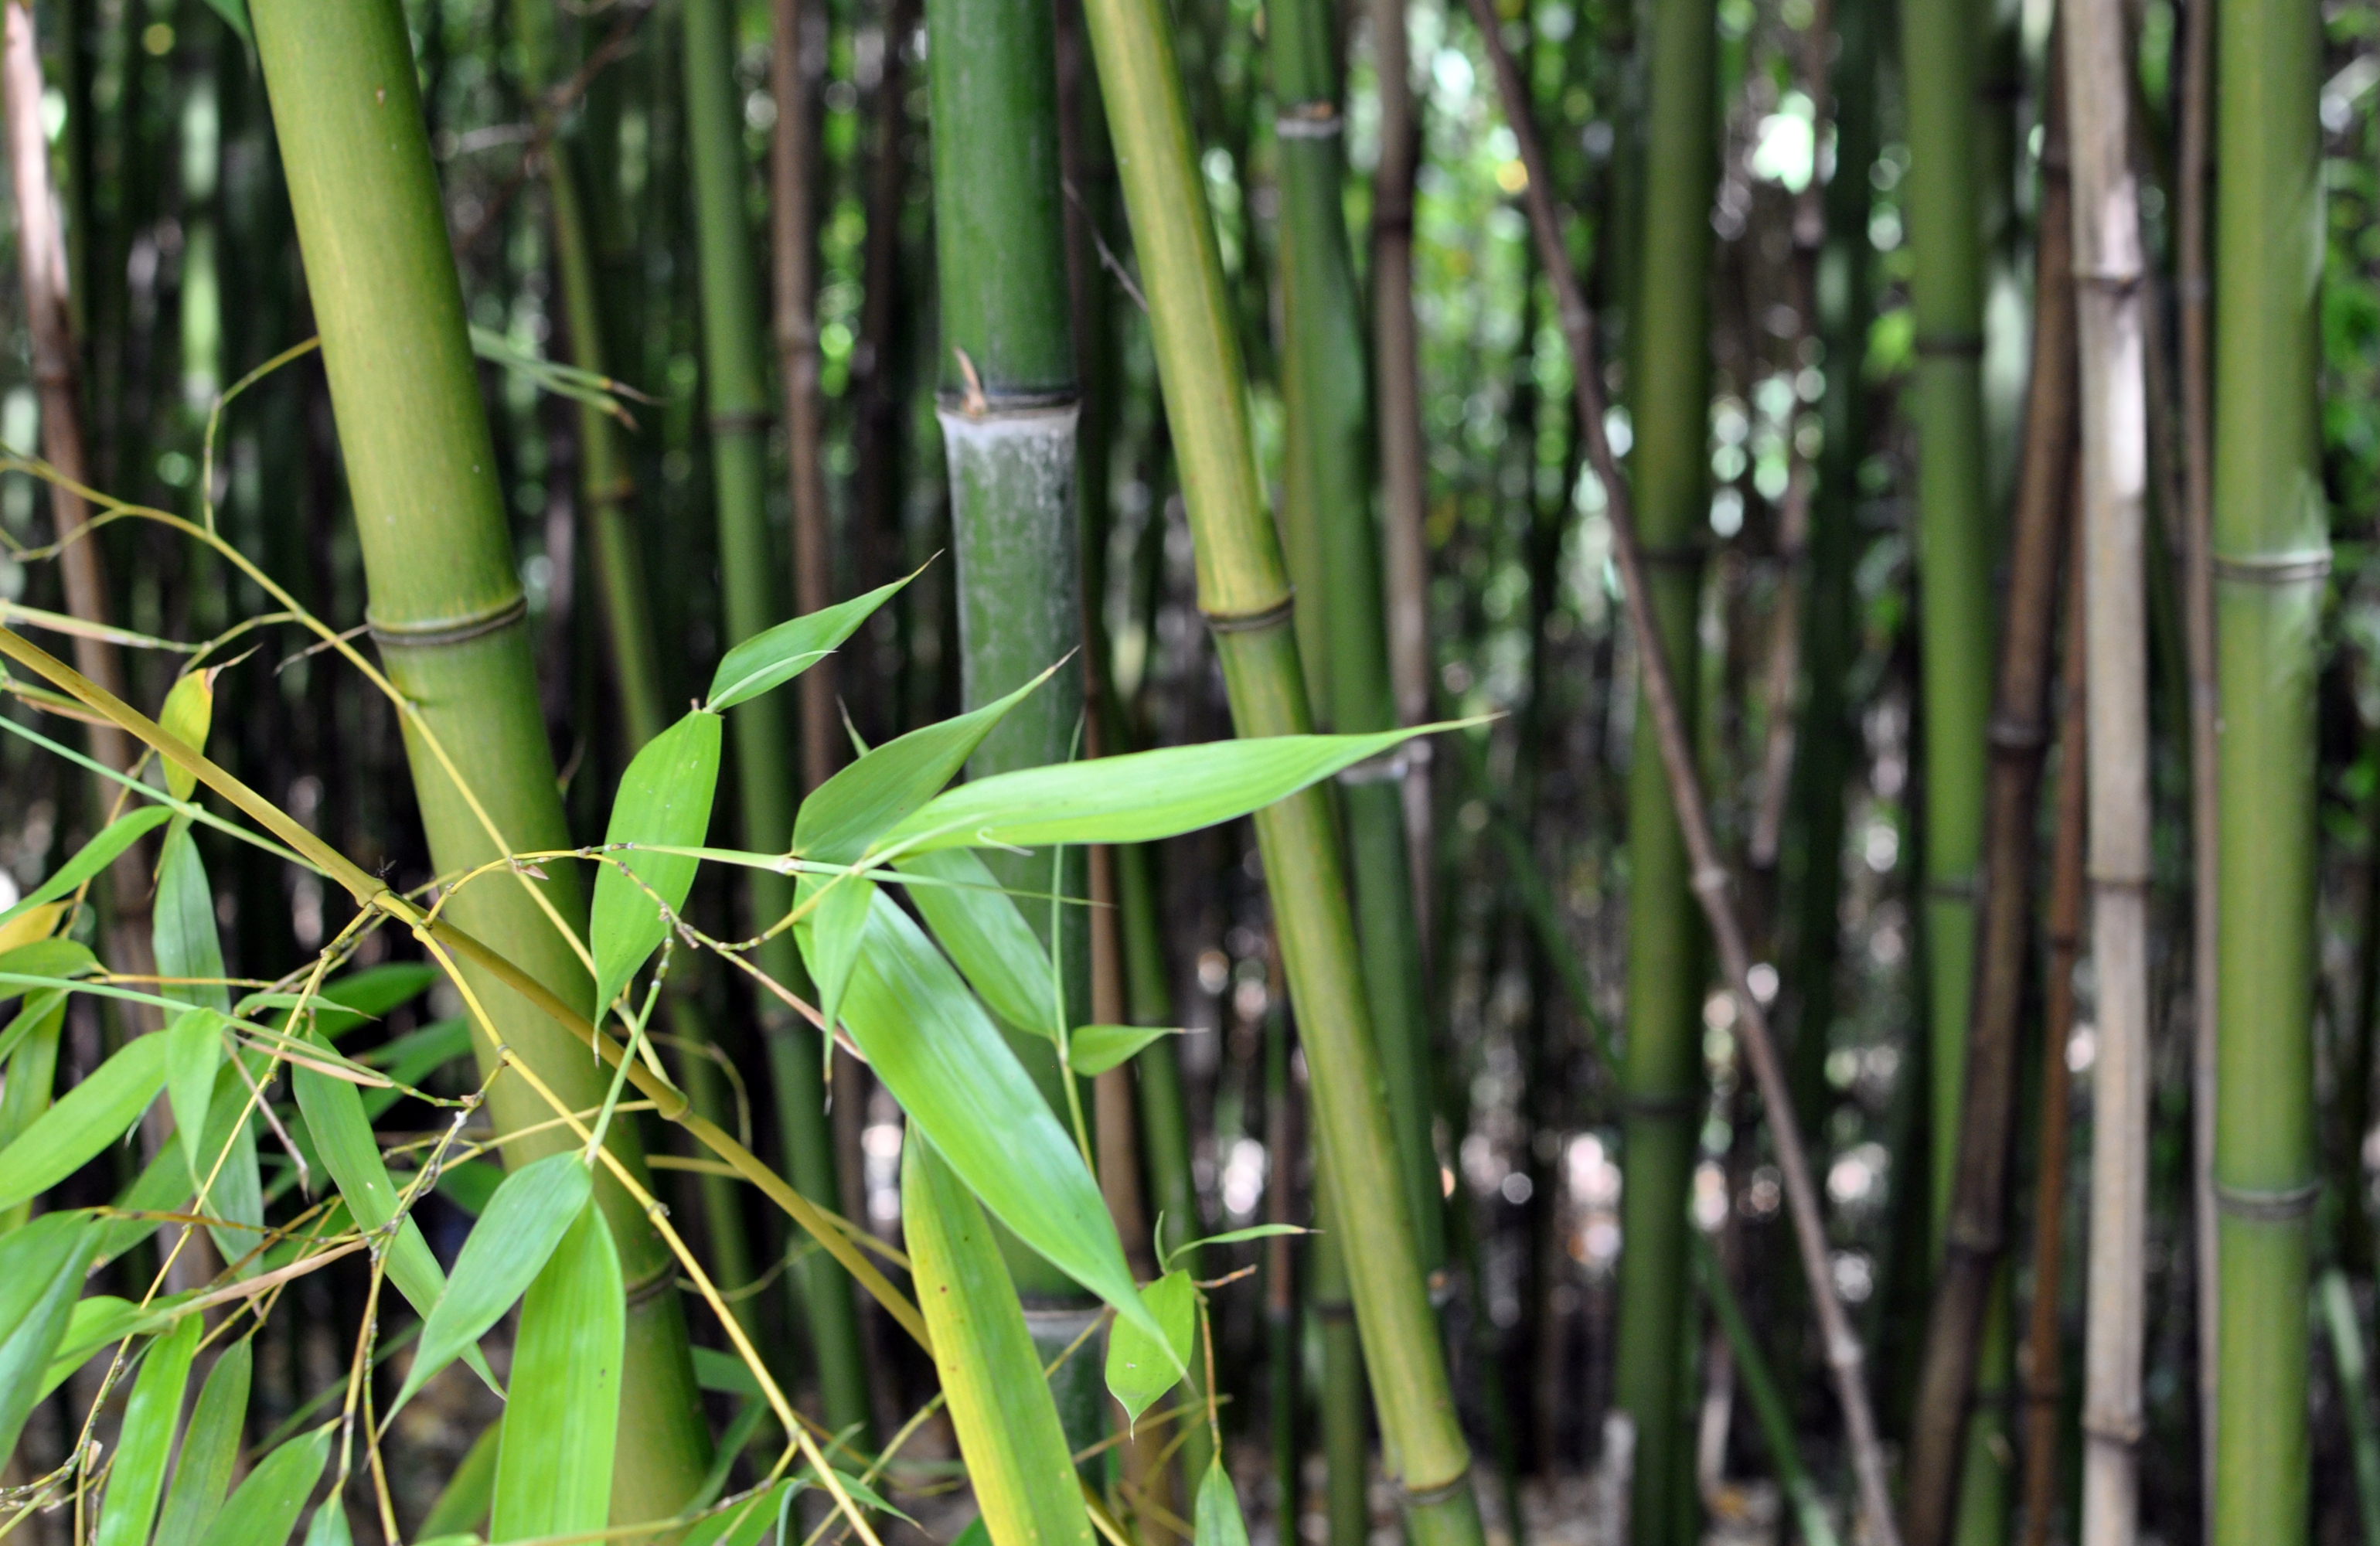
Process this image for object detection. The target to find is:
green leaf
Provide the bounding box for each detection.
[302,1503,353,1546]
[158,669,217,803]
[897,849,1057,1036]
[396,1151,592,1412]
[832,893,1162,1350]
[591,709,724,1015]
[154,825,231,1014]
[306,963,441,1040]
[490,1201,623,1540]
[0,986,66,1074]
[0,935,98,990]
[1105,1270,1197,1426]
[1067,1024,1183,1078]
[0,806,171,931]
[0,1211,96,1456]
[194,1423,332,1546]
[683,1481,797,1546]
[794,663,1062,862]
[42,1292,190,1396]
[903,1138,1098,1546]
[165,1008,225,1183]
[417,1419,500,1541]
[433,1159,503,1217]
[1193,1460,1251,1546]
[0,1031,169,1212]
[1164,1224,1306,1268]
[95,1312,202,1546]
[153,1337,252,1546]
[184,1057,266,1274]
[796,871,877,1041]
[200,0,250,45]
[874,726,1443,856]
[706,568,919,711]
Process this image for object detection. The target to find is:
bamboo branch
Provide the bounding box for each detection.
[1462,9,1899,1540]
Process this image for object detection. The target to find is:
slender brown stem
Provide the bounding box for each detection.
[1898,36,2078,1545]
[1465,9,1898,1538]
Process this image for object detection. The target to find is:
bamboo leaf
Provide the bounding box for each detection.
[904,1137,1098,1546]
[0,1212,96,1456]
[874,727,1442,856]
[0,901,66,954]
[193,1423,333,1546]
[417,1419,500,1541]
[42,1292,192,1397]
[1164,1224,1305,1268]
[0,1032,169,1212]
[794,663,1062,862]
[305,963,441,1041]
[683,1481,797,1546]
[0,805,171,931]
[1104,1270,1197,1425]
[94,1311,202,1546]
[835,892,1162,1348]
[489,1200,623,1539]
[1067,1025,1182,1078]
[0,936,98,989]
[591,709,724,1014]
[201,0,251,45]
[1193,1461,1250,1546]
[797,872,877,1040]
[302,1503,353,1546]
[153,1337,253,1546]
[0,986,63,1074]
[165,1007,225,1183]
[706,569,920,712]
[395,1151,592,1412]
[897,849,1057,1036]
[154,825,230,1014]
[158,669,217,803]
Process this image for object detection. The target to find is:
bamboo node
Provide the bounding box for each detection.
[1200,591,1297,635]
[1619,1089,1702,1119]
[364,592,529,649]
[1987,713,2047,751]
[624,1264,679,1309]
[1336,747,1413,785]
[2208,548,2332,587]
[1689,863,1733,899]
[2212,1178,2320,1221]
[706,405,775,435]
[1912,332,1985,359]
[1275,101,1344,139]
[1401,1463,1475,1509]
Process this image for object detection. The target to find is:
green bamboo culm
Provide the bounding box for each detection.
[923,0,1104,1449]
[1613,0,1715,1526]
[1074,2,1485,1541]
[1895,0,2004,1524]
[679,0,874,1436]
[510,0,766,1359]
[247,0,713,1523]
[1265,0,1443,1275]
[2210,0,2324,1531]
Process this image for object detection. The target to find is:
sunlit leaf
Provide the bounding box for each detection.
[152,1337,253,1546]
[1193,1459,1251,1546]
[94,1312,201,1546]
[153,825,230,1016]
[0,986,63,1075]
[904,1137,1098,1546]
[1164,1223,1306,1268]
[874,726,1445,856]
[1105,1269,1197,1426]
[707,568,921,711]
[591,709,724,1015]
[0,1033,169,1212]
[794,663,1061,862]
[193,1423,332,1546]
[1067,1024,1182,1078]
[0,1211,96,1456]
[395,1152,592,1412]
[898,848,1057,1037]
[0,806,171,932]
[796,872,876,1040]
[164,1007,225,1183]
[302,1503,354,1546]
[0,901,65,954]
[490,1202,622,1539]
[158,668,218,803]
[0,936,97,990]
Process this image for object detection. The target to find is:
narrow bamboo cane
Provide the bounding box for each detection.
[849,0,920,666]
[1466,12,1901,1540]
[247,0,713,1518]
[679,0,875,1439]
[1366,0,1438,959]
[2063,2,2152,1537]
[2209,0,2325,1530]
[2319,1269,2380,1546]
[771,0,841,797]
[1898,38,2077,1544]
[1267,0,1445,1276]
[2018,516,2088,1546]
[2172,0,2219,1509]
[1074,1,1485,1539]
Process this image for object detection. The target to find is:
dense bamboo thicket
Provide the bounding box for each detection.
[0,0,2374,1542]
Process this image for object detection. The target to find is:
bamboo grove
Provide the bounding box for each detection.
[0,0,2366,1538]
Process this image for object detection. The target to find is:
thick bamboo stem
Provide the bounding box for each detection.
[247,0,713,1518]
[1073,2,1483,1538]
[1898,39,2077,1544]
[2209,0,2324,1530]
[1467,12,1900,1540]
[2018,521,2088,1546]
[2064,0,2151,1536]
[680,0,873,1438]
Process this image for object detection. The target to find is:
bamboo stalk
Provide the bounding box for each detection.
[679,0,875,1439]
[1073,1,1484,1539]
[2319,1270,2380,1546]
[771,0,841,798]
[1465,12,1901,1541]
[246,0,713,1519]
[2209,0,2325,1529]
[2018,517,2088,1546]
[2063,0,2152,1536]
[1695,1231,1840,1546]
[1898,36,2077,1544]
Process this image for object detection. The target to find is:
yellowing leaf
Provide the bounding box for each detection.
[158,669,219,803]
